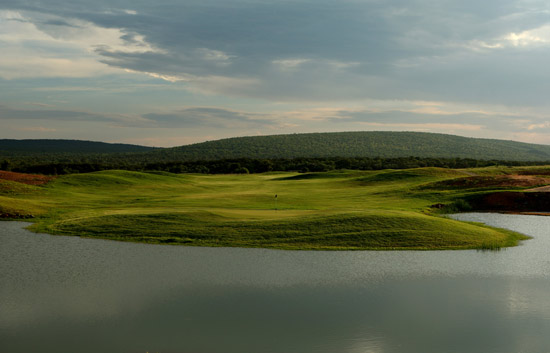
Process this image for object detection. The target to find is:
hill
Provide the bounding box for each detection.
[152,131,550,161]
[4,133,550,174]
[0,168,530,250]
[0,139,155,155]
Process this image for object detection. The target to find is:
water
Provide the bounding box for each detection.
[1,213,550,353]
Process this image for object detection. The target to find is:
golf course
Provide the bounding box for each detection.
[2,165,546,250]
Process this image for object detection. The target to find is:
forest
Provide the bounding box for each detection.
[3,131,550,175]
[2,156,549,175]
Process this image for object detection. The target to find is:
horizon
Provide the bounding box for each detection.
[3,130,550,149]
[2,0,550,147]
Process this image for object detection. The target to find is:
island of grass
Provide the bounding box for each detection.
[2,166,546,250]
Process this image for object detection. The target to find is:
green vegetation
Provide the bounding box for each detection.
[6,155,548,176]
[152,131,550,161]
[0,167,534,250]
[4,132,550,176]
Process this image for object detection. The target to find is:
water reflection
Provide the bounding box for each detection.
[1,214,550,353]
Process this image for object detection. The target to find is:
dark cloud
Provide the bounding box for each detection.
[41,19,80,27]
[0,104,276,129]
[142,107,274,129]
[3,0,550,106]
[0,105,113,122]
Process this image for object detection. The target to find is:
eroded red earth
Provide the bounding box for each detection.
[0,171,54,185]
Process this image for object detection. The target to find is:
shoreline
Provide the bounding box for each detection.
[501,211,550,216]
[0,168,544,251]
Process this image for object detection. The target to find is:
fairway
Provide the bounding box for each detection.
[0,168,535,250]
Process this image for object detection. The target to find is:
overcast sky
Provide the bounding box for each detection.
[2,0,550,147]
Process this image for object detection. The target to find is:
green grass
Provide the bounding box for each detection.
[0,167,534,250]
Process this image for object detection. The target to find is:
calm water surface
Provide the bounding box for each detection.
[2,213,550,353]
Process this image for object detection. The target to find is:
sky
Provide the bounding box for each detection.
[1,0,550,147]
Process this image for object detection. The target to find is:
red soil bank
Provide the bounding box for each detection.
[0,171,54,185]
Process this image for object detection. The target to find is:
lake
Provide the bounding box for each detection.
[1,213,550,353]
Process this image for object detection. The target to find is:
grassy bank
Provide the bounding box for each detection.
[0,167,536,250]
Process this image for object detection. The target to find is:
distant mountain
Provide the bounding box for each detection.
[0,139,155,154]
[151,131,550,161]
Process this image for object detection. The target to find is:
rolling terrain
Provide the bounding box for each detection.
[1,132,549,251]
[153,131,550,161]
[0,166,540,250]
[4,132,550,164]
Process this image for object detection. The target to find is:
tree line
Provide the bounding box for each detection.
[2,156,549,175]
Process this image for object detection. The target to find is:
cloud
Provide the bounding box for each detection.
[3,0,550,144]
[0,9,159,79]
[527,121,550,131]
[0,52,114,80]
[333,109,491,126]
[0,104,276,129]
[0,105,114,121]
[272,59,311,71]
[142,107,275,129]
[504,24,550,47]
[14,126,57,132]
[2,97,550,146]
[357,122,483,132]
[462,24,550,50]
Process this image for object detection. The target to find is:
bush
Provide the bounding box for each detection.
[235,167,249,174]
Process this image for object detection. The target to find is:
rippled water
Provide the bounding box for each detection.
[1,213,550,353]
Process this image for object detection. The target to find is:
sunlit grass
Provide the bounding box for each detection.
[0,168,532,250]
